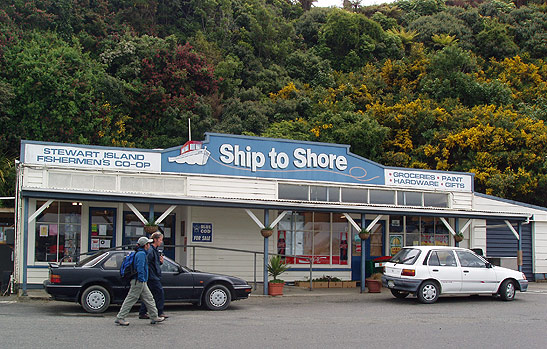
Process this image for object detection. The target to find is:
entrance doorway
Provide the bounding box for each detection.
[351,221,385,281]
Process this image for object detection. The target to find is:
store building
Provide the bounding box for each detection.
[14,133,547,294]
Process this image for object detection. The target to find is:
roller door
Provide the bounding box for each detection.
[486,220,534,281]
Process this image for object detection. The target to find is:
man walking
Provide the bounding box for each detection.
[115,236,165,326]
[139,232,167,319]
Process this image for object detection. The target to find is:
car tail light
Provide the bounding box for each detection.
[401,269,415,277]
[50,274,61,284]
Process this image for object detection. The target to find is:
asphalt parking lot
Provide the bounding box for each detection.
[2,283,547,348]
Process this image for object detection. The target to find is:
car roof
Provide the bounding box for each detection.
[401,246,467,251]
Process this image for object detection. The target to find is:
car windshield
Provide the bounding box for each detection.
[390,248,421,265]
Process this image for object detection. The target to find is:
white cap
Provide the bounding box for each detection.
[137,236,153,246]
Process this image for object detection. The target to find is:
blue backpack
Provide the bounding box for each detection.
[120,251,137,281]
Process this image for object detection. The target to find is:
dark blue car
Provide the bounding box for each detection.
[44,249,252,313]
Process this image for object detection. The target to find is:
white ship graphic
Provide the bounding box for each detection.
[168,140,210,165]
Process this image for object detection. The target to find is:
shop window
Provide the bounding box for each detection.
[35,201,81,262]
[310,186,327,201]
[389,216,404,255]
[89,208,115,252]
[278,184,308,200]
[403,192,422,206]
[405,216,420,246]
[123,211,175,259]
[278,212,347,265]
[341,188,368,204]
[424,193,448,208]
[328,187,340,202]
[370,189,395,205]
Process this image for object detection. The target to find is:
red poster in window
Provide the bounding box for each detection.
[339,232,348,265]
[277,231,286,257]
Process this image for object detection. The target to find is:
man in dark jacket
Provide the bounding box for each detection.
[139,232,167,319]
[115,236,165,326]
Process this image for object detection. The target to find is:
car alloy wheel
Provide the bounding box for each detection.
[81,285,111,313]
[417,281,439,304]
[499,279,516,301]
[204,284,231,311]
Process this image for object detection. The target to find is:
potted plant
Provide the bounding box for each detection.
[358,228,371,240]
[312,276,330,288]
[144,220,159,234]
[365,272,383,293]
[261,226,274,238]
[454,232,464,243]
[267,255,289,296]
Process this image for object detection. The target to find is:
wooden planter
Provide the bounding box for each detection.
[312,281,329,288]
[261,229,273,238]
[365,278,382,293]
[268,282,284,296]
[328,281,343,288]
[144,225,158,234]
[342,281,357,288]
[295,281,309,288]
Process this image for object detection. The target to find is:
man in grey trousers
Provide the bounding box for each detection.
[115,236,166,326]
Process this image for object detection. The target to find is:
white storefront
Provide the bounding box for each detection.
[14,133,547,294]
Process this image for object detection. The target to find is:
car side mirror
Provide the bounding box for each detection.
[177,266,184,274]
[486,262,493,268]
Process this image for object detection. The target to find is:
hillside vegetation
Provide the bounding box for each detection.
[1,0,547,206]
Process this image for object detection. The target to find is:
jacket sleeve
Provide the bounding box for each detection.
[135,251,147,282]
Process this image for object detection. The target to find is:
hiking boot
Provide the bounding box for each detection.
[139,314,150,319]
[150,316,165,324]
[115,318,129,326]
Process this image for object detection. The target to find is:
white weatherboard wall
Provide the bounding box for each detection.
[188,207,271,282]
[474,194,547,275]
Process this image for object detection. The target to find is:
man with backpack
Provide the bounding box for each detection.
[115,236,165,326]
[138,232,167,319]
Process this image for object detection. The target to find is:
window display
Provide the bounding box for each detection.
[89,208,116,251]
[35,201,81,262]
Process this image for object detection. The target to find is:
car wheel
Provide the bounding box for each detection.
[390,289,409,299]
[203,284,231,311]
[417,281,440,304]
[499,279,516,301]
[81,285,111,313]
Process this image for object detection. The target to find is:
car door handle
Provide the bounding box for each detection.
[463,270,469,273]
[432,269,439,272]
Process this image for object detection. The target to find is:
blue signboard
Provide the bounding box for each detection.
[161,133,385,185]
[192,223,212,243]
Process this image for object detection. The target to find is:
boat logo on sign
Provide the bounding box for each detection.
[168,140,210,166]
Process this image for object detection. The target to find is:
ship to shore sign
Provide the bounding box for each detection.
[22,133,473,192]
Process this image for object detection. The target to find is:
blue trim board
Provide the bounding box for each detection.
[16,283,44,289]
[27,265,49,269]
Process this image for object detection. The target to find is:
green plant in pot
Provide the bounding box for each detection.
[454,232,464,243]
[144,220,159,234]
[267,255,289,296]
[358,228,371,240]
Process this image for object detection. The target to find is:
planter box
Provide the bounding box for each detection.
[342,281,357,288]
[328,281,343,288]
[365,279,382,293]
[312,281,329,288]
[295,281,309,288]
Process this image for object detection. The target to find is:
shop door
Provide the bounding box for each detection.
[89,208,116,252]
[351,221,385,281]
[122,212,176,260]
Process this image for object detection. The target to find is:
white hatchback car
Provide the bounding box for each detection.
[382,246,528,303]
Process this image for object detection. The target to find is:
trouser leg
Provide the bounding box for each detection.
[139,278,163,315]
[117,279,143,319]
[140,282,159,319]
